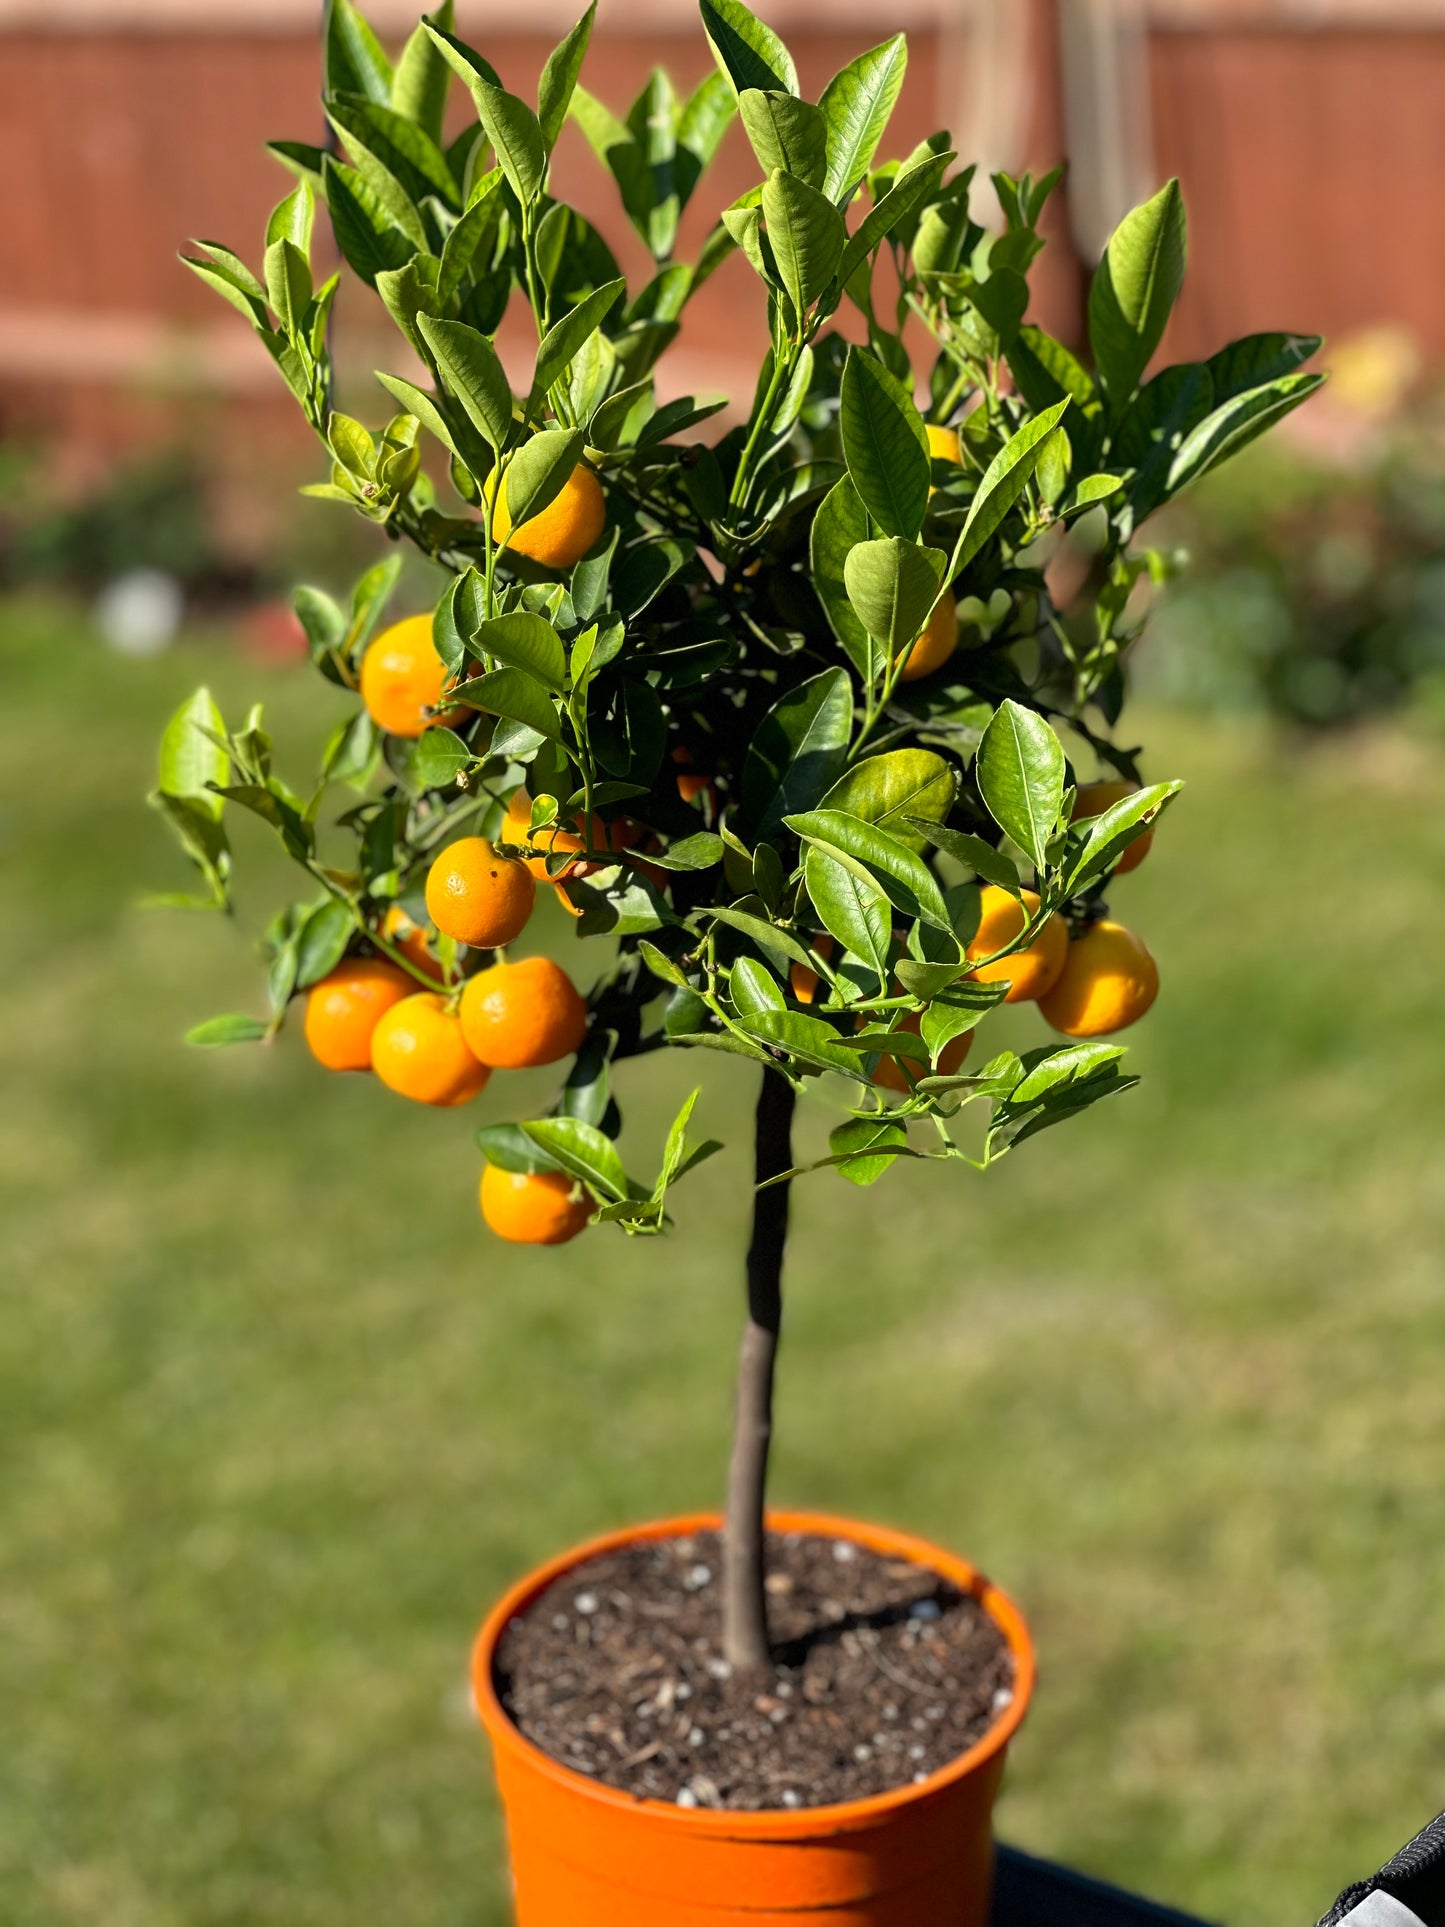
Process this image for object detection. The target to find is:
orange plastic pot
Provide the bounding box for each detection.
[472,1510,1035,1926]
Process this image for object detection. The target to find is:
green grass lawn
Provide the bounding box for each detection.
[5,587,1445,1926]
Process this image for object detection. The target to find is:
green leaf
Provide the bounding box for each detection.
[820,748,955,850]
[975,699,1065,872]
[295,899,354,987]
[730,955,786,1016]
[392,1,453,140]
[328,94,458,210]
[840,347,930,539]
[477,1122,562,1175]
[843,537,945,650]
[701,0,798,97]
[266,180,314,255]
[180,254,268,326]
[1012,1040,1127,1106]
[374,370,457,455]
[762,169,845,318]
[1207,330,1322,402]
[471,611,567,691]
[907,819,1020,895]
[521,1117,627,1201]
[532,278,626,400]
[412,726,471,789]
[638,940,689,988]
[159,687,228,814]
[1088,177,1188,403]
[705,905,816,972]
[827,1116,908,1185]
[736,1009,867,1077]
[742,668,854,843]
[739,91,827,189]
[321,154,413,287]
[1063,780,1181,894]
[324,0,392,105]
[416,313,512,449]
[476,84,548,204]
[539,3,597,146]
[809,475,873,676]
[185,1014,269,1048]
[952,398,1071,576]
[638,832,723,872]
[501,427,588,531]
[1166,371,1325,497]
[836,150,951,291]
[786,807,952,932]
[818,35,906,202]
[449,666,561,739]
[803,846,890,987]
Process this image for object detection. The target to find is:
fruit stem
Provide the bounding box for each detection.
[721,1066,797,1674]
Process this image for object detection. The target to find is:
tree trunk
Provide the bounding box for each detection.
[721,1066,797,1673]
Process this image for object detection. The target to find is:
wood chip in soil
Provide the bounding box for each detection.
[493,1528,1015,1812]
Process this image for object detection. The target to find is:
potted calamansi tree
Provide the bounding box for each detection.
[154,1,1323,1919]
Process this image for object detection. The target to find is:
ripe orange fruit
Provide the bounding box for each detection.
[1039,919,1158,1037]
[790,934,836,1005]
[1072,780,1153,873]
[303,956,411,1071]
[425,838,535,948]
[897,591,957,682]
[873,1012,972,1093]
[966,886,1069,1003]
[359,614,463,738]
[926,423,962,465]
[459,956,589,1069]
[480,1165,592,1245]
[369,992,490,1106]
[491,461,606,571]
[381,903,443,982]
[671,745,714,805]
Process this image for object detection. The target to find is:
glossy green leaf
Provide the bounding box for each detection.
[321,154,413,287]
[1062,780,1181,894]
[501,428,588,532]
[907,818,1020,895]
[701,0,797,97]
[471,611,567,691]
[539,3,598,146]
[1166,372,1325,496]
[532,278,626,400]
[952,398,1070,576]
[820,748,955,850]
[327,94,457,210]
[415,314,512,449]
[521,1117,625,1201]
[705,904,816,971]
[1088,177,1188,403]
[818,35,906,202]
[477,1122,561,1174]
[840,347,929,539]
[827,1116,908,1185]
[836,150,951,291]
[975,698,1065,871]
[761,168,845,318]
[730,955,785,1016]
[449,666,561,740]
[742,667,854,842]
[843,537,945,650]
[736,1008,866,1077]
[391,0,453,139]
[295,899,354,987]
[324,0,392,105]
[159,687,228,814]
[412,727,471,789]
[787,807,951,932]
[739,90,826,188]
[185,1014,269,1048]
[810,474,874,676]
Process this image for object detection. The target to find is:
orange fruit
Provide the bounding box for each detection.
[671,745,713,805]
[425,838,535,948]
[480,1165,592,1245]
[926,423,962,465]
[1039,918,1158,1037]
[303,957,412,1071]
[381,904,443,982]
[459,956,589,1069]
[790,934,835,1005]
[359,614,464,738]
[491,460,606,571]
[370,992,490,1106]
[1072,780,1153,874]
[897,591,957,682]
[966,886,1069,1003]
[873,1012,972,1094]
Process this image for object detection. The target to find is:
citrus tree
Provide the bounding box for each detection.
[155,0,1323,1672]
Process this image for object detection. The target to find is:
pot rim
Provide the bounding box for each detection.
[471,1508,1035,1839]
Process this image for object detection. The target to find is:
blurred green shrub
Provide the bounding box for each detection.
[1140,394,1445,728]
